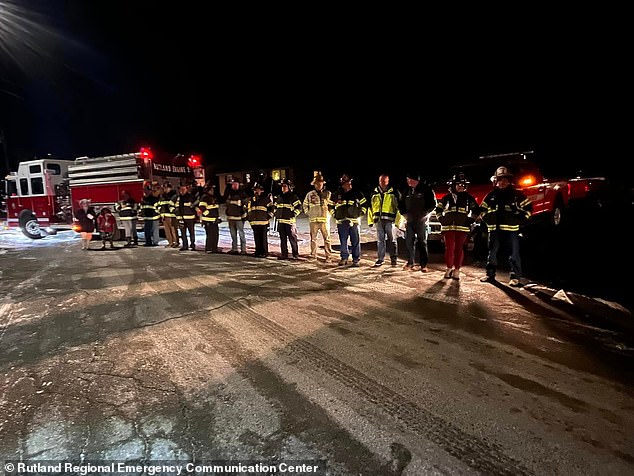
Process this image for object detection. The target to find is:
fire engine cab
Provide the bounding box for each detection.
[3,148,203,239]
[3,157,72,238]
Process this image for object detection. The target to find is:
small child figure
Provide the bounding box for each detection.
[97,207,116,249]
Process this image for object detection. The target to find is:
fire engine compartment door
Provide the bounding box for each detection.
[68,158,139,186]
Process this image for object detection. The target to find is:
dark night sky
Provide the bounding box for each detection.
[0,1,630,184]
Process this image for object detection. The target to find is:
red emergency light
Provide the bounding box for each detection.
[188,154,202,167]
[140,147,154,160]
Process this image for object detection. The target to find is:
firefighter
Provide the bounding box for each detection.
[115,190,138,247]
[274,179,302,260]
[222,179,248,255]
[198,183,221,254]
[247,182,275,257]
[434,173,479,280]
[398,172,436,272]
[368,174,401,267]
[330,174,367,267]
[158,183,179,248]
[478,166,532,287]
[302,173,333,261]
[139,187,160,246]
[175,185,197,251]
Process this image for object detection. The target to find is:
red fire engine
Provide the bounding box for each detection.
[3,148,204,239]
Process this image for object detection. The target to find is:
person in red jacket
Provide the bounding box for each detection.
[97,207,116,250]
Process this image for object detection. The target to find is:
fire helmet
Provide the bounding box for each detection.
[491,166,513,182]
[311,174,326,185]
[448,172,469,188]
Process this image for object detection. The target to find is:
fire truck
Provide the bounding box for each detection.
[3,148,204,239]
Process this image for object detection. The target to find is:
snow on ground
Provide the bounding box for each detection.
[0,216,376,254]
[2,217,629,326]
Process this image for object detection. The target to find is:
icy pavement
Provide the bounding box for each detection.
[0,216,376,253]
[1,220,634,474]
[1,216,629,329]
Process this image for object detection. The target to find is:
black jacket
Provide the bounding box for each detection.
[480,187,532,232]
[175,193,197,220]
[223,188,249,220]
[434,191,479,232]
[198,192,220,223]
[330,188,367,224]
[248,193,275,225]
[399,183,436,221]
[75,207,96,233]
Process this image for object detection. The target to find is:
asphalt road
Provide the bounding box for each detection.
[1,239,633,475]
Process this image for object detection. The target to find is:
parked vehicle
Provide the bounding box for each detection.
[2,148,203,239]
[428,151,607,243]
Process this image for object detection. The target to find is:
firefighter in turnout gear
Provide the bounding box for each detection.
[434,173,479,280]
[368,174,401,267]
[330,174,367,267]
[247,183,275,258]
[222,179,248,254]
[302,173,333,260]
[479,166,532,286]
[274,179,302,260]
[176,185,197,251]
[139,188,160,246]
[198,184,221,253]
[158,183,179,248]
[115,190,138,247]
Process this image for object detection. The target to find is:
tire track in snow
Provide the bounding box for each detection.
[220,300,534,476]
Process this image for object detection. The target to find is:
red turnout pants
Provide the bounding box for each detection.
[444,230,468,269]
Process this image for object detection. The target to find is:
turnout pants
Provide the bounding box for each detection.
[278,222,298,258]
[163,217,179,246]
[252,224,269,256]
[309,221,332,258]
[204,222,219,252]
[180,219,196,249]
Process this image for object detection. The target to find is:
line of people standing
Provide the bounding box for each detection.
[78,166,532,286]
[100,174,442,274]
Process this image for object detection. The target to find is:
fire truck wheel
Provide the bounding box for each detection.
[18,210,43,239]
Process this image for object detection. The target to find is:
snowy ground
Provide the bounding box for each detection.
[1,213,634,474]
[1,216,629,327]
[0,216,376,254]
